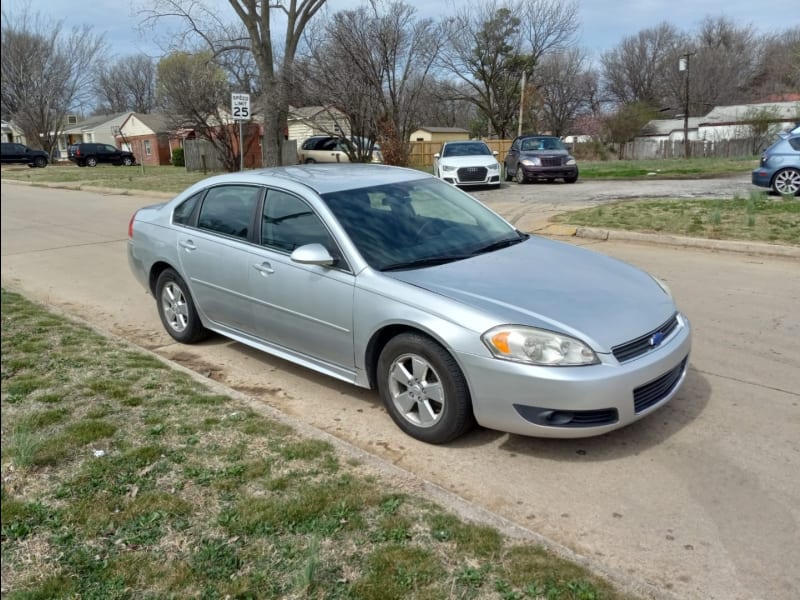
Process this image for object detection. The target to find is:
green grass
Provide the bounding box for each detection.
[1,289,637,599]
[578,156,757,179]
[551,191,800,245]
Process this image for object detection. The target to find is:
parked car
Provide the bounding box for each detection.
[0,142,48,168]
[128,164,691,444]
[751,132,800,196]
[299,136,382,164]
[433,140,502,188]
[68,143,136,167]
[504,135,578,184]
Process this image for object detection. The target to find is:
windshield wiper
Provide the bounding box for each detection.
[471,233,529,255]
[380,254,472,271]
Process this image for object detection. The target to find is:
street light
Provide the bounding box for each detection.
[679,52,695,158]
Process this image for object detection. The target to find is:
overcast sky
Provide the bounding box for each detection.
[3,0,796,59]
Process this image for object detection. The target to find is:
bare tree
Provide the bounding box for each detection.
[535,48,595,136]
[305,0,441,165]
[601,22,685,109]
[749,26,800,98]
[94,55,158,113]
[1,8,105,156]
[157,50,247,172]
[439,0,578,138]
[140,0,327,166]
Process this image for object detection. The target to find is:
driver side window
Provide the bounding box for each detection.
[261,190,336,254]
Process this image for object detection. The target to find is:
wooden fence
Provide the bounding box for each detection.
[184,138,299,172]
[618,138,760,160]
[407,139,515,169]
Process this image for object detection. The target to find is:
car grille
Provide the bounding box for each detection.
[612,313,679,363]
[633,356,688,413]
[540,156,563,167]
[457,166,488,182]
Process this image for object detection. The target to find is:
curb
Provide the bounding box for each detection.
[2,179,175,200]
[535,223,800,259]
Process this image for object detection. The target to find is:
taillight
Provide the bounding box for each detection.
[128,211,138,238]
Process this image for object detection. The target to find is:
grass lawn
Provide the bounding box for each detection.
[578,156,757,179]
[0,289,636,600]
[551,192,800,245]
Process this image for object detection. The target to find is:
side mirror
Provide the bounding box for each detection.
[492,151,498,156]
[291,243,335,267]
[433,153,440,159]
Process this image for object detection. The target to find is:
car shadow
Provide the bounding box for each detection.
[451,366,711,459]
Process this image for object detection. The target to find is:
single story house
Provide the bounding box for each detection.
[636,117,703,143]
[410,127,470,143]
[55,112,131,159]
[1,120,25,144]
[116,113,173,166]
[697,101,800,141]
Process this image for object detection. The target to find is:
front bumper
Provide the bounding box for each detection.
[459,313,692,438]
[442,174,501,187]
[522,165,578,180]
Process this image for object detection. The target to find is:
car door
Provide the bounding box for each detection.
[3,143,24,163]
[100,144,121,164]
[504,137,521,175]
[175,184,264,333]
[247,188,356,373]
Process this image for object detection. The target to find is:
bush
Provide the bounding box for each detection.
[171,148,185,167]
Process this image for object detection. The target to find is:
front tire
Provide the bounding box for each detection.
[33,156,47,168]
[515,164,527,184]
[304,158,316,164]
[122,157,133,166]
[155,269,209,344]
[565,175,578,184]
[86,157,98,167]
[377,333,474,444]
[772,168,800,196]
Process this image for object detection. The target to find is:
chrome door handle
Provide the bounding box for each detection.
[253,262,274,275]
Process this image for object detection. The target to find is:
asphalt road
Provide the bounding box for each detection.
[1,177,798,600]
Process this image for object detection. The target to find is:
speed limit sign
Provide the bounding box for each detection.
[231,93,250,120]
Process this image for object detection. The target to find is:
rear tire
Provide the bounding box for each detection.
[33,156,47,168]
[86,157,98,167]
[155,269,209,344]
[377,333,475,444]
[772,168,800,196]
[304,158,316,164]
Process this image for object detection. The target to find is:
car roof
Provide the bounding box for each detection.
[188,164,430,195]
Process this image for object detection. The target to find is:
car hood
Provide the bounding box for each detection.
[385,237,675,352]
[439,155,499,168]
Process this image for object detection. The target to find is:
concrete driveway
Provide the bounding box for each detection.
[1,177,798,600]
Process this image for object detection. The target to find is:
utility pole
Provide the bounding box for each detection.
[518,71,526,137]
[679,52,695,158]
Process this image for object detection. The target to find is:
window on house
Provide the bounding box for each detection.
[143,140,152,156]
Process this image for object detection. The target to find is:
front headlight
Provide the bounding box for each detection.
[566,157,576,165]
[482,325,599,366]
[521,157,541,166]
[441,164,457,172]
[487,162,500,170]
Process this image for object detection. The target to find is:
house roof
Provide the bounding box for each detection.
[414,126,470,133]
[700,101,800,126]
[62,112,130,134]
[288,106,346,120]
[130,113,171,134]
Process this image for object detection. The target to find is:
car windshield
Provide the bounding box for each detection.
[442,142,492,157]
[321,178,522,271]
[521,137,566,151]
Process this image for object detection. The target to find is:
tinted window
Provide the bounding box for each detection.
[521,137,565,151]
[173,191,203,225]
[442,142,492,157]
[197,185,261,240]
[261,190,335,253]
[104,145,118,152]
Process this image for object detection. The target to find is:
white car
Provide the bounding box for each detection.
[433,140,502,188]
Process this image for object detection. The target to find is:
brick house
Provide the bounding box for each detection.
[116,113,173,166]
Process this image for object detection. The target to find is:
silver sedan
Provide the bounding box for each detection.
[128,164,691,444]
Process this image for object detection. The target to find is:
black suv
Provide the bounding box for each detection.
[68,143,136,167]
[503,135,578,184]
[0,143,49,168]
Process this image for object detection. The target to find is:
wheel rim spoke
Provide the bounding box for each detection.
[394,390,416,413]
[417,399,439,424]
[391,361,414,387]
[388,353,445,429]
